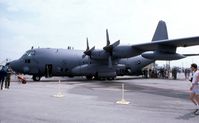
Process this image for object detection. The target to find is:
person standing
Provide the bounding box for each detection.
[172,67,177,79]
[189,63,199,115]
[5,66,12,89]
[0,66,7,90]
[0,67,4,90]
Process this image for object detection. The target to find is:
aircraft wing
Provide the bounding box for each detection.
[132,36,199,51]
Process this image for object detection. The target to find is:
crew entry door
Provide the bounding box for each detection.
[45,64,53,77]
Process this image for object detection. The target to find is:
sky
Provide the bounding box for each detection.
[0,0,199,67]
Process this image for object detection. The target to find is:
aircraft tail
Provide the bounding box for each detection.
[141,20,183,60]
[152,20,168,41]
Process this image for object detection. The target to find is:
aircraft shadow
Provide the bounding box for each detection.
[66,78,189,101]
[13,76,189,100]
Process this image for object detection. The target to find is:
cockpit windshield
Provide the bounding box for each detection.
[21,50,36,58]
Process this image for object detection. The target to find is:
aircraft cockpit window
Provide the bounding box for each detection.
[27,51,35,56]
[22,51,36,58]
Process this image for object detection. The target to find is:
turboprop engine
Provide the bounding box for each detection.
[141,51,185,60]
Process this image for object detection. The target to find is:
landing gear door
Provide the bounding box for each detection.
[45,64,53,77]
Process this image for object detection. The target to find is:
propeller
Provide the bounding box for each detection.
[82,38,95,58]
[103,29,120,68]
[82,30,120,68]
[106,29,110,46]
[86,38,89,51]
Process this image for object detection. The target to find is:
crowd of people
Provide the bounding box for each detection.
[142,67,178,79]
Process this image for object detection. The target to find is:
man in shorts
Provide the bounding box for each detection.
[190,63,199,115]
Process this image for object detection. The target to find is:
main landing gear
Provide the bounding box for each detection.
[32,75,41,81]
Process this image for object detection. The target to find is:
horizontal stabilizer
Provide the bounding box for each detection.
[183,53,199,57]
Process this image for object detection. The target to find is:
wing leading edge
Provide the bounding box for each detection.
[132,36,199,51]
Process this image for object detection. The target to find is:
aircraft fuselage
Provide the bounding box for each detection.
[9,48,154,81]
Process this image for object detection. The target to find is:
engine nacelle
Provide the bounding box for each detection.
[141,51,185,60]
[71,64,95,76]
[112,46,142,58]
[71,64,124,77]
[90,50,109,60]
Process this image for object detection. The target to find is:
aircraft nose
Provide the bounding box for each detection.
[8,60,30,73]
[5,62,10,66]
[8,60,20,72]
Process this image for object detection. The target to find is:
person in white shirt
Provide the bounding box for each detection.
[190,63,199,115]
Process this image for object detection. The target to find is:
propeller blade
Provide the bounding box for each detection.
[103,40,120,52]
[106,29,110,46]
[90,46,95,51]
[108,56,112,68]
[82,54,86,58]
[84,46,95,55]
[86,37,89,51]
[112,40,120,47]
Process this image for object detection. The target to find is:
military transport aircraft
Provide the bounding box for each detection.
[7,20,199,81]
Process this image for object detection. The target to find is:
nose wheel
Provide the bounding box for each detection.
[32,75,41,81]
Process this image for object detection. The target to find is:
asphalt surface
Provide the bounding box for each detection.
[0,75,199,123]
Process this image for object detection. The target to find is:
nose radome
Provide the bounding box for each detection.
[5,62,10,66]
[8,60,19,72]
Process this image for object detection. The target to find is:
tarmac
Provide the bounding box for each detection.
[0,75,199,123]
